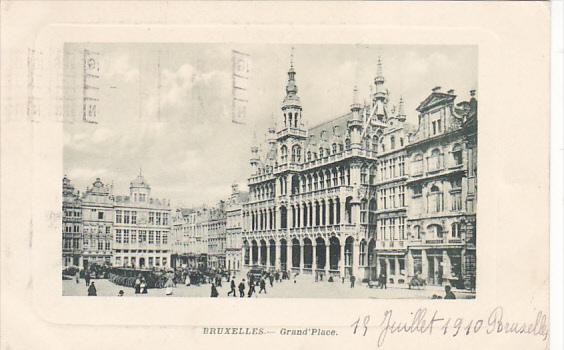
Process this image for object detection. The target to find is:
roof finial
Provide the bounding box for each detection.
[398,96,406,116]
[290,46,295,69]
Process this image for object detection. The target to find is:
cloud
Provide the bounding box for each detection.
[103,52,139,82]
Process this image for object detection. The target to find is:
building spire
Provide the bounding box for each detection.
[375,56,385,85]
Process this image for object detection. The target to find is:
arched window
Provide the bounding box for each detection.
[427,224,443,239]
[288,113,293,128]
[307,151,312,161]
[360,199,368,223]
[412,225,421,240]
[428,184,443,213]
[369,198,377,223]
[451,222,461,238]
[372,136,378,151]
[390,136,396,150]
[332,143,337,154]
[345,138,351,150]
[280,145,288,163]
[359,240,367,266]
[360,166,368,184]
[428,148,441,171]
[412,153,423,175]
[452,144,463,166]
[291,145,302,163]
[319,147,324,158]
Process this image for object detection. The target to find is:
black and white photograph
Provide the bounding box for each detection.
[62,43,478,299]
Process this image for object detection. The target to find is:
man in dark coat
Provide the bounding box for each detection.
[268,274,274,287]
[87,282,97,296]
[84,270,91,287]
[238,279,246,298]
[350,275,356,288]
[227,278,236,297]
[259,278,267,294]
[379,273,387,289]
[444,285,456,299]
[247,280,255,297]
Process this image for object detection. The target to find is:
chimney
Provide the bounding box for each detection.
[432,86,441,93]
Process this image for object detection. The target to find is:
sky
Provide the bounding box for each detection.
[63,43,477,208]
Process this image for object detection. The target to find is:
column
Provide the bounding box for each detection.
[288,206,294,230]
[312,242,317,272]
[290,243,295,269]
[442,250,451,280]
[375,254,381,277]
[275,207,281,230]
[339,196,346,225]
[421,249,429,281]
[275,243,281,270]
[394,256,400,280]
[352,241,360,277]
[312,203,317,227]
[339,243,345,276]
[299,242,304,273]
[266,243,271,268]
[249,245,254,266]
[326,200,332,226]
[385,258,391,280]
[406,250,414,277]
[434,256,439,284]
[257,244,262,266]
[325,245,330,274]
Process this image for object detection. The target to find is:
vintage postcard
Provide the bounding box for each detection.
[0,1,553,350]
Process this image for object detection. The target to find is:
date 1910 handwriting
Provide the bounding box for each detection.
[351,306,549,348]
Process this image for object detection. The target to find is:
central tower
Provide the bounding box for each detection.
[280,51,305,132]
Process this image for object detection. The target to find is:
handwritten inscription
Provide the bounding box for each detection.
[351,306,549,347]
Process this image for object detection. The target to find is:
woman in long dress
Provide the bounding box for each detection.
[165,276,174,295]
[185,274,191,286]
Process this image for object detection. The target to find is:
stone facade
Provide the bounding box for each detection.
[240,58,477,287]
[81,178,114,266]
[112,173,172,269]
[62,174,172,270]
[62,176,83,267]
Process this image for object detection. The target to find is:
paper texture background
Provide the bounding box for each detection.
[0,1,550,349]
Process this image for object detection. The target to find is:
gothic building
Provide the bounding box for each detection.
[240,56,477,287]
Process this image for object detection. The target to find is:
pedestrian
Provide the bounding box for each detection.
[165,276,174,296]
[74,271,80,284]
[259,278,267,294]
[87,281,97,296]
[238,279,246,298]
[210,283,219,298]
[84,270,91,287]
[227,278,236,297]
[315,272,318,283]
[269,274,274,288]
[379,273,387,289]
[275,271,280,283]
[444,285,456,299]
[134,275,141,294]
[247,280,255,297]
[341,276,345,284]
[118,290,124,297]
[350,275,356,288]
[185,273,191,286]
[140,278,148,294]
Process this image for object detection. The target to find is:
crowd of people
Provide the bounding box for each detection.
[73,265,460,299]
